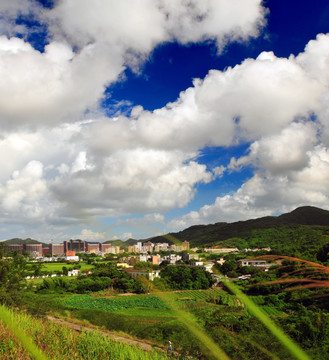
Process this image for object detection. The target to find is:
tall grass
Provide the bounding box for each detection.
[0,305,171,360]
[222,280,311,360]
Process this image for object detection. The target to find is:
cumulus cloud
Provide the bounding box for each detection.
[72,229,106,242]
[46,0,266,52]
[51,148,213,217]
[82,46,324,157]
[0,0,267,130]
[0,36,124,128]
[1,1,329,239]
[1,33,329,233]
[228,122,318,174]
[0,0,40,37]
[169,145,329,230]
[0,161,48,220]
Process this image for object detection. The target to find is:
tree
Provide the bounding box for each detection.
[219,260,237,275]
[316,243,329,262]
[160,265,214,290]
[0,254,27,304]
[134,261,153,270]
[31,262,44,277]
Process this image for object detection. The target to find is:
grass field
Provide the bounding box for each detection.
[27,276,74,285]
[41,262,93,272]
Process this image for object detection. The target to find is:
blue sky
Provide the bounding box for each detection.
[0,0,329,243]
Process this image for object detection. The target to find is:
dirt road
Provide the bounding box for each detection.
[46,315,157,352]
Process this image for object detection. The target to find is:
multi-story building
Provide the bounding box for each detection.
[66,250,76,256]
[24,244,43,256]
[50,243,65,256]
[128,245,137,253]
[139,255,148,262]
[152,255,160,265]
[42,248,50,256]
[86,243,99,254]
[100,243,111,253]
[3,244,23,254]
[182,253,199,261]
[142,241,153,253]
[182,241,190,250]
[204,248,239,254]
[64,240,86,253]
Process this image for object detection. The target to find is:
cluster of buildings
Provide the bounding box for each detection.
[204,247,272,254]
[3,239,191,258]
[2,239,122,258]
[2,243,44,257]
[119,252,200,267]
[128,240,190,253]
[49,240,121,257]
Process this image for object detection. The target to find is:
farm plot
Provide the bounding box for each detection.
[172,289,241,308]
[63,294,168,312]
[174,289,225,300]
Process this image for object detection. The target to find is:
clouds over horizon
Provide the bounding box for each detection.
[0,1,329,240]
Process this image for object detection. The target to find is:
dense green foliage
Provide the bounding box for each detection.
[160,265,215,290]
[37,263,149,294]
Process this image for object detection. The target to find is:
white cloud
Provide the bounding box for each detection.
[169,146,329,230]
[0,0,267,130]
[112,232,133,241]
[228,122,318,174]
[1,1,329,240]
[83,45,325,157]
[117,213,165,227]
[0,0,40,37]
[0,37,124,128]
[0,160,48,219]
[51,148,213,217]
[72,229,106,242]
[47,0,266,52]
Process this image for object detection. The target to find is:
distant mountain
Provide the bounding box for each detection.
[146,206,329,256]
[277,206,329,225]
[1,238,48,248]
[103,238,138,249]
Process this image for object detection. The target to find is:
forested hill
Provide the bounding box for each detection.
[1,238,48,247]
[148,206,329,257]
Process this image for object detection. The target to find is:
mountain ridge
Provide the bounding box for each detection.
[146,206,329,248]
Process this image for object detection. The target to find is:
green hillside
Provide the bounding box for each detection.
[149,206,329,259]
[1,238,48,248]
[103,238,137,249]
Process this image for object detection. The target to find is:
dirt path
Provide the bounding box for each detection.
[46,315,157,352]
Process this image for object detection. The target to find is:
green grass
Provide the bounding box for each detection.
[41,262,93,272]
[0,305,172,360]
[27,276,74,285]
[116,307,176,317]
[63,294,168,312]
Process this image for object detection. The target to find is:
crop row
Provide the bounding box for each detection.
[64,295,168,312]
[174,289,225,300]
[262,305,284,316]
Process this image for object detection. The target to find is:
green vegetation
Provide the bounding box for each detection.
[40,262,92,272]
[160,265,215,289]
[63,294,168,312]
[149,207,329,260]
[0,305,171,360]
[1,207,329,359]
